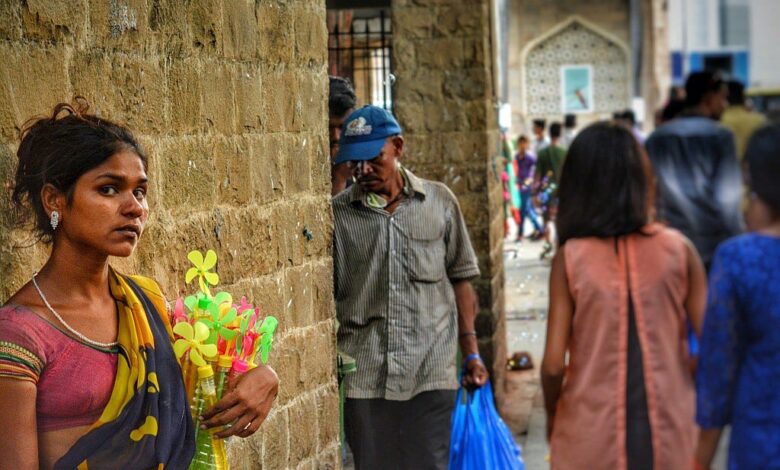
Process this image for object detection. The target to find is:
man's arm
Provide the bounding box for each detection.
[454,280,488,388]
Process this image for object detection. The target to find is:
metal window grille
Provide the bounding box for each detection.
[328,9,393,111]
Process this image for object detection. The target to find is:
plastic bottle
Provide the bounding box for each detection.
[189,366,229,470]
[215,355,233,400]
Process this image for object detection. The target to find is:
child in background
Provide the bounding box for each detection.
[541,122,707,470]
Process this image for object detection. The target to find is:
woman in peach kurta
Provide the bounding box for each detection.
[541,122,708,470]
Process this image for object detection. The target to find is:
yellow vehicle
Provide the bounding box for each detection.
[747,87,780,117]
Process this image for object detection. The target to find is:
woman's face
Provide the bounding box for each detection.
[56,150,149,257]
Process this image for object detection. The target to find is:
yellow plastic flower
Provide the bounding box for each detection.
[172,321,218,366]
[185,249,219,295]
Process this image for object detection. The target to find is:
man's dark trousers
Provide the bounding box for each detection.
[344,390,457,470]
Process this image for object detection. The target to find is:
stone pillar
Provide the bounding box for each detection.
[641,0,671,131]
[392,0,508,404]
[0,1,339,468]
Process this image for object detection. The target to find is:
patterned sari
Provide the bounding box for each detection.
[55,270,195,469]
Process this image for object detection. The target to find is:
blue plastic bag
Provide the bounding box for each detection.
[449,380,525,470]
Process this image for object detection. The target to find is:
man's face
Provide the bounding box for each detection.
[329,109,353,161]
[349,137,403,193]
[518,139,528,154]
[533,125,543,138]
[706,86,729,120]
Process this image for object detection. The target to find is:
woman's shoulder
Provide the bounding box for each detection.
[713,233,780,266]
[0,303,52,364]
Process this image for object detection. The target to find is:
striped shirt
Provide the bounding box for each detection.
[333,168,480,400]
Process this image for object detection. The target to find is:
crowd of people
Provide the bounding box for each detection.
[0,66,775,469]
[538,71,780,470]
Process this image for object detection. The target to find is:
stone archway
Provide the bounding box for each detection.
[521,16,631,123]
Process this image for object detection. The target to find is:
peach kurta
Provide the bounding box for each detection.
[551,225,696,469]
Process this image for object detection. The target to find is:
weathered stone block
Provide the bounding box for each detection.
[311,259,334,323]
[235,62,264,132]
[222,0,257,60]
[307,134,330,196]
[247,134,285,204]
[166,58,203,134]
[274,335,302,405]
[288,392,319,462]
[294,4,327,64]
[416,37,463,69]
[87,0,148,50]
[316,384,340,450]
[392,7,433,39]
[154,137,218,214]
[296,69,327,135]
[256,2,294,65]
[263,66,303,133]
[200,59,237,134]
[285,264,314,329]
[22,0,87,42]
[261,408,290,470]
[300,321,336,389]
[190,0,224,55]
[395,68,444,101]
[0,83,19,142]
[300,196,332,261]
[275,201,307,268]
[0,0,21,40]
[213,135,253,205]
[283,134,312,194]
[0,43,70,125]
[69,52,167,135]
[442,68,488,100]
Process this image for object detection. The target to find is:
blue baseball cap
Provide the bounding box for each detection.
[335,105,403,165]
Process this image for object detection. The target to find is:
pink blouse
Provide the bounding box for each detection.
[0,304,118,432]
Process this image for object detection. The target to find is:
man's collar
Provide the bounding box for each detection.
[349,165,426,207]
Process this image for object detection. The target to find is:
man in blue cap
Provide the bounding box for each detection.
[332,105,488,469]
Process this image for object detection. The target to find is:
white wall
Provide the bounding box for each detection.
[750,0,780,88]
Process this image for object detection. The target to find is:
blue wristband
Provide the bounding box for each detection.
[463,353,482,367]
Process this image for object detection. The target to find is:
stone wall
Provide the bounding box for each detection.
[0,1,339,469]
[392,0,508,406]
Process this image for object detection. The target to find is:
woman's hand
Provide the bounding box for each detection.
[200,364,279,438]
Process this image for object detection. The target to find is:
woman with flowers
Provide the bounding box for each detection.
[0,100,278,469]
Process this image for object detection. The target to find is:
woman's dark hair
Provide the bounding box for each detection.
[556,122,654,245]
[12,98,146,242]
[745,124,780,214]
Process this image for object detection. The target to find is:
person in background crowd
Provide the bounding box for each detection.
[695,125,780,470]
[332,105,488,470]
[514,135,543,241]
[657,98,686,125]
[621,109,645,144]
[561,114,577,148]
[645,71,743,269]
[534,122,566,258]
[501,133,522,238]
[721,80,767,161]
[0,101,278,469]
[532,118,549,155]
[542,122,706,470]
[329,76,357,196]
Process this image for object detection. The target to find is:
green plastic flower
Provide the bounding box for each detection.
[185,250,219,295]
[201,301,239,345]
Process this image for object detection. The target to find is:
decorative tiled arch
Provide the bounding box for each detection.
[520,16,631,119]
